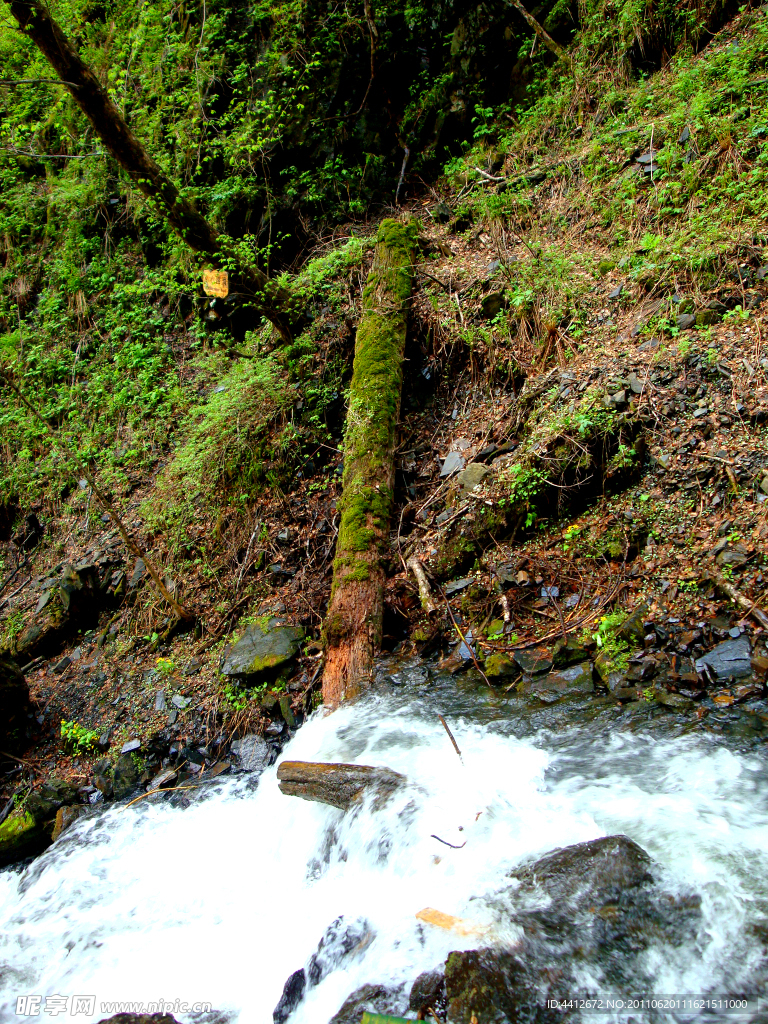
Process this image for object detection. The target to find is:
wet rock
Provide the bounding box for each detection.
[11,563,105,661]
[93,760,113,798]
[518,662,594,701]
[113,751,140,800]
[0,807,52,865]
[512,647,552,675]
[511,835,653,907]
[128,558,146,592]
[277,761,406,811]
[616,604,648,646]
[456,463,491,491]
[27,778,78,821]
[676,313,696,330]
[696,635,752,681]
[409,969,446,1018]
[121,738,141,754]
[0,656,31,752]
[52,804,88,841]
[552,636,590,667]
[653,690,694,711]
[484,653,519,680]
[328,983,406,1024]
[309,916,375,986]
[221,617,304,682]
[273,969,306,1024]
[444,948,536,1024]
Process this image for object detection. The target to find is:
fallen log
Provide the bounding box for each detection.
[277,760,406,811]
[322,219,417,707]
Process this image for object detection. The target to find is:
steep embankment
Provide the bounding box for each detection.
[0,0,767,858]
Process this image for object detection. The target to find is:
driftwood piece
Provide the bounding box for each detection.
[277,760,406,811]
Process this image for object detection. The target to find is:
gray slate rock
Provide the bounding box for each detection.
[440,451,466,477]
[121,738,141,754]
[230,733,271,773]
[696,635,752,680]
[221,617,305,681]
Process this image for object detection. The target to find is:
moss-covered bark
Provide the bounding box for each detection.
[322,219,417,707]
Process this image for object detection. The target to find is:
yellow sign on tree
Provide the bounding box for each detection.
[202,268,229,298]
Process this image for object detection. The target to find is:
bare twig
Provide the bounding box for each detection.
[431,834,466,849]
[438,714,463,760]
[436,581,491,685]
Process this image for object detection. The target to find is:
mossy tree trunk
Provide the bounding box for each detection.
[322,219,417,708]
[8,0,298,342]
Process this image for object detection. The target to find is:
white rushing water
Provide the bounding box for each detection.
[1,689,768,1024]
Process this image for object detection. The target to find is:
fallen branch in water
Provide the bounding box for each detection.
[438,714,463,761]
[430,834,466,849]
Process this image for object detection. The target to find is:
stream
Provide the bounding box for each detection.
[1,665,768,1023]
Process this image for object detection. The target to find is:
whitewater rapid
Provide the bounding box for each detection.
[1,684,768,1023]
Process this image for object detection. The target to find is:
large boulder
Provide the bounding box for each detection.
[221,617,304,683]
[0,656,32,752]
[443,836,701,1019]
[510,834,653,908]
[11,563,105,661]
[0,807,51,866]
[695,635,753,681]
[26,778,78,821]
[328,983,407,1024]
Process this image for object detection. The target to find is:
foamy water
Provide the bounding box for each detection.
[1,687,767,1023]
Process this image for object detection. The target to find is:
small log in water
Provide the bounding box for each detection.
[277,760,406,811]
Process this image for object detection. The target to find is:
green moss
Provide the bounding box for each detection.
[331,220,416,591]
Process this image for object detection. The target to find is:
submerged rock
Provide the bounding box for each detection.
[273,916,375,1022]
[510,834,653,906]
[409,969,447,1018]
[329,983,407,1024]
[221,617,304,682]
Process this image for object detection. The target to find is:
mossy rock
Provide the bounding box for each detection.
[598,258,616,276]
[484,653,519,680]
[0,808,52,866]
[221,618,305,682]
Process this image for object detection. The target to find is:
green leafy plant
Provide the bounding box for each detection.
[60,720,99,755]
